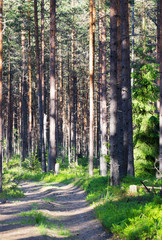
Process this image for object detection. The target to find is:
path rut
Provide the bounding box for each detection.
[0,181,113,240]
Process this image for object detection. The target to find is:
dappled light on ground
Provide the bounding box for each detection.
[0,181,112,240]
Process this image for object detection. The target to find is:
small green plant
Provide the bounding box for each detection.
[18,209,70,237]
[43,197,55,203]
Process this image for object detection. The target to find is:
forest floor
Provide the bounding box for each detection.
[0,181,114,240]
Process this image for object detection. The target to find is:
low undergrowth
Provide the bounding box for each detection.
[17,209,71,237]
[1,156,162,240]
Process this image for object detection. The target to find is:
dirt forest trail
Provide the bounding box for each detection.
[0,181,114,240]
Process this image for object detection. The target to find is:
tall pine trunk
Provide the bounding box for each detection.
[21,25,28,162]
[34,0,46,172]
[48,0,56,173]
[28,0,32,156]
[89,0,95,176]
[99,0,107,176]
[110,0,119,186]
[7,46,13,167]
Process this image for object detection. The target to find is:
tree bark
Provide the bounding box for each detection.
[7,45,13,167]
[116,0,124,178]
[99,0,107,176]
[89,0,95,176]
[21,25,28,162]
[48,0,56,173]
[121,0,129,177]
[34,0,46,172]
[110,0,119,186]
[28,0,32,156]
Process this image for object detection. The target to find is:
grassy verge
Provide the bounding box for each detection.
[1,156,162,240]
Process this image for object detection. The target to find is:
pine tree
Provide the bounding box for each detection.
[48,0,56,173]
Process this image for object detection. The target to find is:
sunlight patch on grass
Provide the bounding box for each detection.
[17,209,71,237]
[43,197,55,203]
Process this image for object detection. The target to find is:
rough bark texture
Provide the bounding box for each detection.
[110,0,119,186]
[89,0,95,176]
[116,0,124,178]
[34,0,46,172]
[21,26,28,162]
[99,0,107,176]
[0,0,3,193]
[7,47,13,167]
[121,0,129,177]
[48,0,56,173]
[28,0,32,156]
[41,0,45,115]
[127,4,134,176]
[71,4,77,165]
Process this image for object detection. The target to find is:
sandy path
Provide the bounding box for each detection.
[0,181,113,240]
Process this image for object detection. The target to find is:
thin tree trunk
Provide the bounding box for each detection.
[28,0,32,156]
[116,0,124,178]
[7,46,13,167]
[121,0,129,177]
[41,0,45,115]
[99,0,107,176]
[48,0,56,173]
[18,76,22,158]
[110,0,119,186]
[127,4,134,176]
[68,51,71,165]
[131,0,135,87]
[21,25,28,162]
[89,0,95,176]
[34,0,46,172]
[0,0,3,193]
[59,42,63,148]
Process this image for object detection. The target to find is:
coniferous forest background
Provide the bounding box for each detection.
[0,1,161,240]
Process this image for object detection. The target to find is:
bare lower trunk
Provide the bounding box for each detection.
[99,0,107,176]
[89,0,95,176]
[48,0,56,173]
[110,0,119,186]
[34,0,46,172]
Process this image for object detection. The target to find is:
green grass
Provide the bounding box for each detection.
[43,197,55,203]
[2,155,162,240]
[18,209,71,237]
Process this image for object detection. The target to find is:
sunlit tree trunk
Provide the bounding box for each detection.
[34,0,46,172]
[68,51,71,164]
[28,0,32,156]
[21,25,28,162]
[7,46,13,167]
[41,0,45,114]
[99,0,107,176]
[116,0,124,178]
[0,0,3,193]
[89,0,95,176]
[59,42,63,148]
[110,0,119,186]
[48,0,56,172]
[18,76,22,158]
